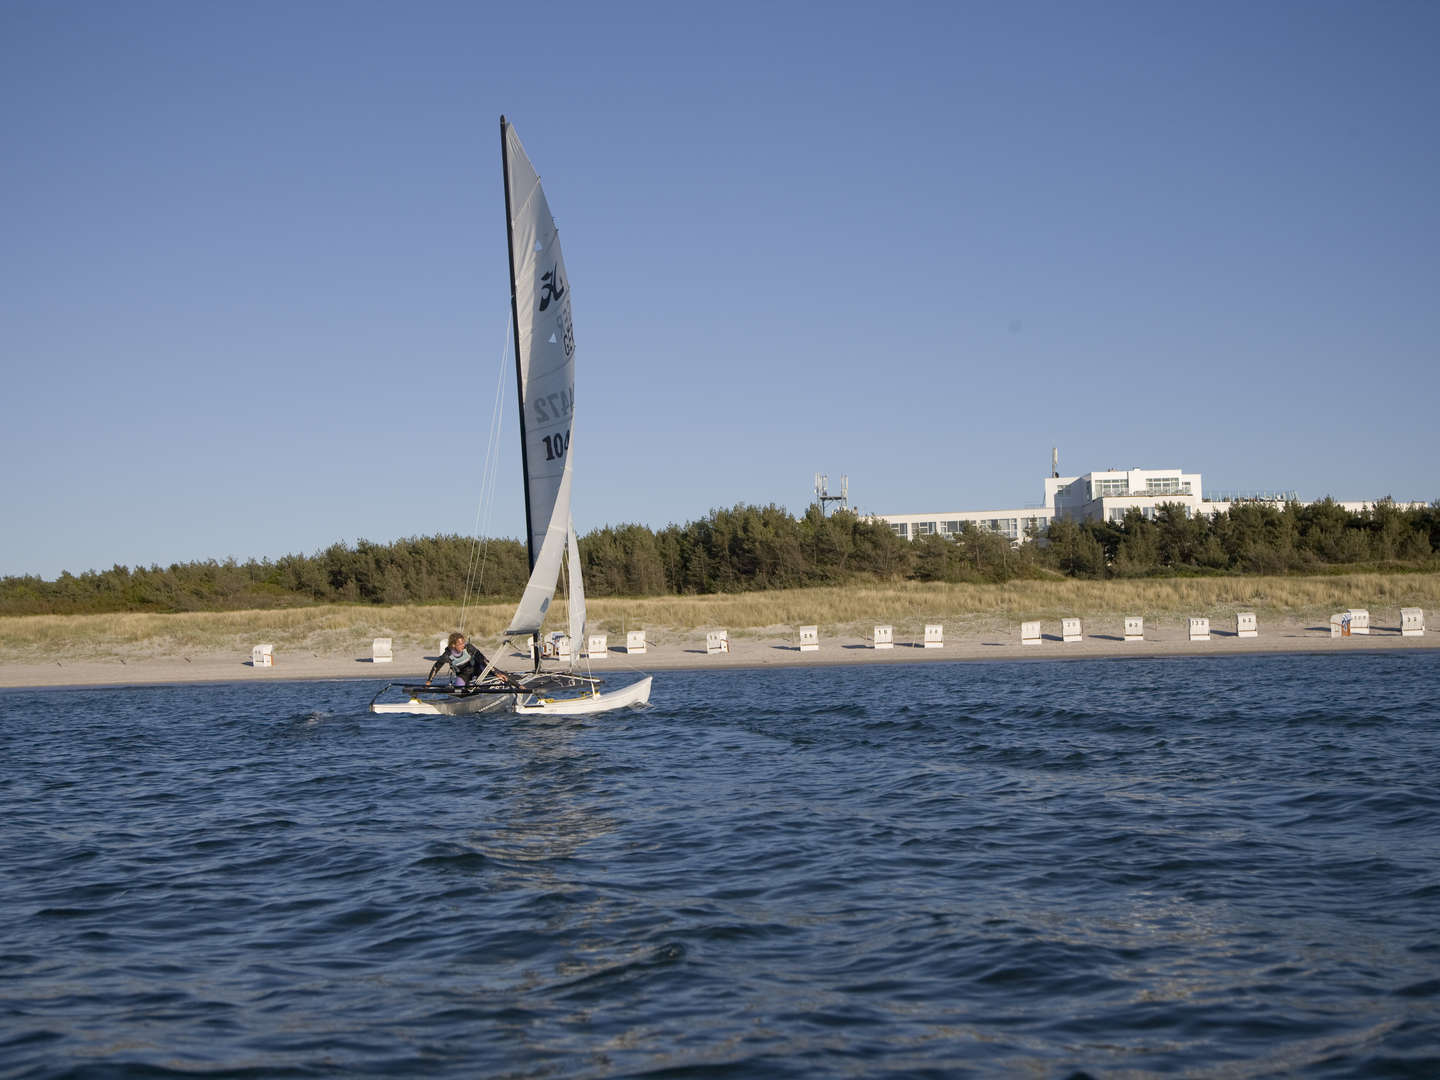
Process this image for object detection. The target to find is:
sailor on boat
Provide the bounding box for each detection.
[426,633,517,690]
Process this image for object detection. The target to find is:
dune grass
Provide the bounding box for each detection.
[0,572,1435,662]
[583,573,1440,640]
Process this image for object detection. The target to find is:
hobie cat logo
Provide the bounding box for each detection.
[538,266,566,312]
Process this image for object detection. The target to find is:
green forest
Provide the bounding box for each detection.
[3,499,1437,617]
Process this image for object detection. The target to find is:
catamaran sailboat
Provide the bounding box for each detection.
[370,117,652,717]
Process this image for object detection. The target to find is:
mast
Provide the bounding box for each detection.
[500,116,535,570]
[500,115,543,670]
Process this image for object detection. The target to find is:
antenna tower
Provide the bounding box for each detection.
[814,473,849,515]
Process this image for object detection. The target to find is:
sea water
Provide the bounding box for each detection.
[2,652,1438,1078]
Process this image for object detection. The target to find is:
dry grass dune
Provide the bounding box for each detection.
[2,573,1436,665]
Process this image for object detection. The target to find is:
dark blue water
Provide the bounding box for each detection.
[2,653,1438,1078]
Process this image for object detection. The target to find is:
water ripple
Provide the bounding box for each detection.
[2,653,1438,1077]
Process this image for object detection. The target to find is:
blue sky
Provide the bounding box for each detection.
[3,0,1437,579]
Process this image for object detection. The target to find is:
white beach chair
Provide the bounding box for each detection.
[1400,608,1424,637]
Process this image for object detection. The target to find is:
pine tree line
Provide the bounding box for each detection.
[1042,498,1439,578]
[2,499,1435,616]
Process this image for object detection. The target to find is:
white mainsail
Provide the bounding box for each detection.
[506,448,574,636]
[502,117,577,639]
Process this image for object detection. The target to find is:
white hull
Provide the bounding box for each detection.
[371,693,515,717]
[370,676,651,717]
[515,676,652,716]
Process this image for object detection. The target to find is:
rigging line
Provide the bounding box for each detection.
[458,311,514,632]
[470,630,520,689]
[461,315,512,624]
[467,353,508,587]
[458,354,500,628]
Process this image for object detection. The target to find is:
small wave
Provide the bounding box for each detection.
[279,710,334,726]
[410,845,488,873]
[548,941,689,999]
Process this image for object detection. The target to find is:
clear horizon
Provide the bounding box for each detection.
[4,1,1437,579]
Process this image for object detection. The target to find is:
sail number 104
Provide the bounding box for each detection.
[542,430,570,461]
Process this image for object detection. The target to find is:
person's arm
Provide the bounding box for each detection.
[470,644,513,685]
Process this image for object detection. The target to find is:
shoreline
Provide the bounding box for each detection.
[2,619,1434,690]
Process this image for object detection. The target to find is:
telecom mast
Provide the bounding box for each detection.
[814,473,849,515]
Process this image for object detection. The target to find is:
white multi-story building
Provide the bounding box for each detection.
[880,505,1055,543]
[1048,466,1208,525]
[876,465,1397,542]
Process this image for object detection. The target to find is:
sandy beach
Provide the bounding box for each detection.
[1,616,1433,690]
